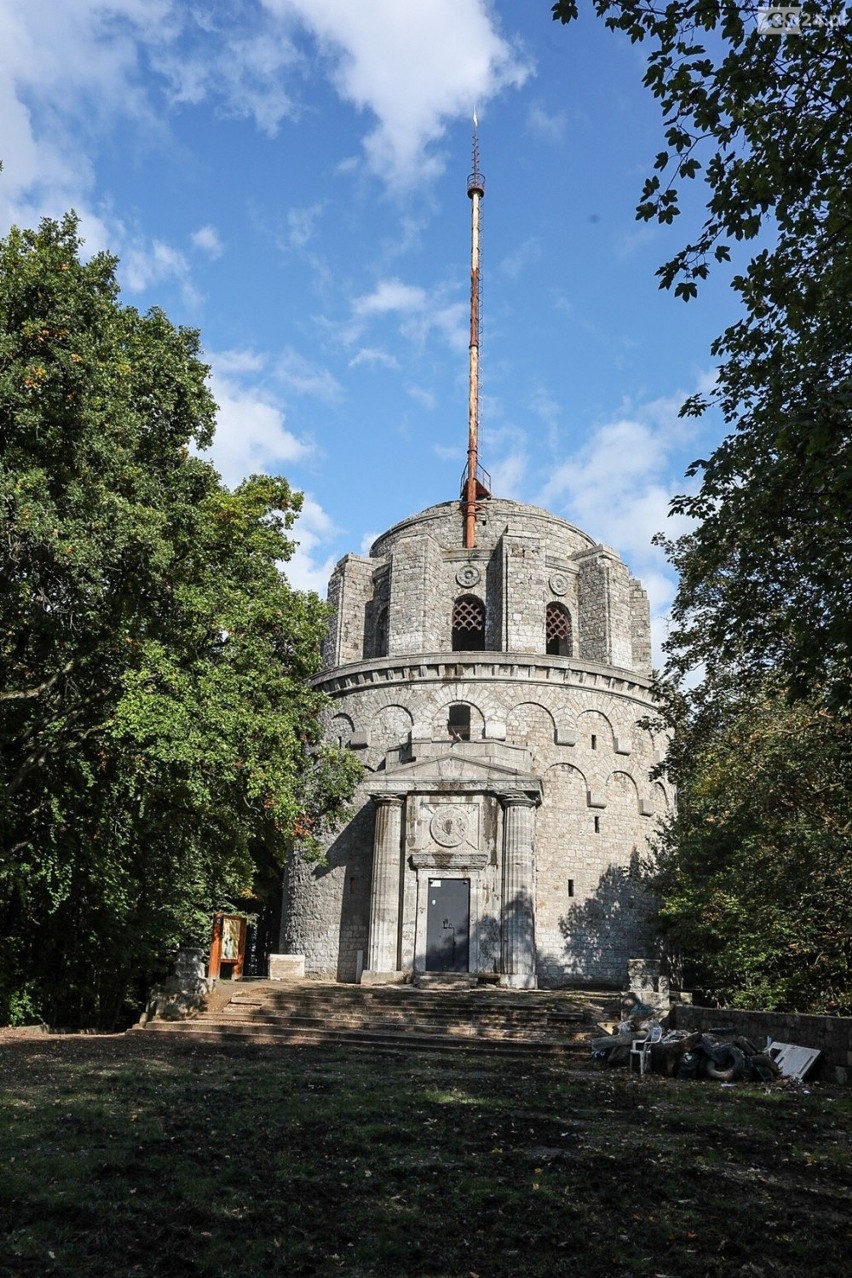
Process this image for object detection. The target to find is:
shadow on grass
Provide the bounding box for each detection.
[1,1035,851,1277]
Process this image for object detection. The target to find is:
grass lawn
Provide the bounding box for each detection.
[1,1032,850,1277]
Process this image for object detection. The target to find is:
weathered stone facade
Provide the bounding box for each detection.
[281,498,670,989]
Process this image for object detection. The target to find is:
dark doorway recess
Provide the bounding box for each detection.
[426,878,470,971]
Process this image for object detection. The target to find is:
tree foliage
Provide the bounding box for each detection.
[0,215,360,1028]
[553,1,852,709]
[646,680,852,1013]
[553,3,852,1012]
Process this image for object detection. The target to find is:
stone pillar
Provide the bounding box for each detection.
[500,794,538,989]
[362,796,405,984]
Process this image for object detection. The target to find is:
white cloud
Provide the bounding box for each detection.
[273,0,531,186]
[121,236,196,302]
[347,277,467,353]
[489,451,528,498]
[359,530,380,557]
[285,202,325,249]
[353,278,427,317]
[408,385,437,411]
[534,387,710,668]
[348,346,400,370]
[205,349,313,489]
[286,493,340,594]
[275,347,343,401]
[155,17,303,137]
[191,224,224,258]
[525,103,568,143]
[530,388,561,449]
[0,0,176,230]
[212,348,267,377]
[500,236,542,281]
[614,221,660,262]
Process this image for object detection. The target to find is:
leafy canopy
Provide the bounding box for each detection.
[553,4,852,1013]
[646,680,852,1014]
[0,214,360,1028]
[553,1,852,710]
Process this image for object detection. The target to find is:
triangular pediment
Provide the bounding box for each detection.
[368,745,541,800]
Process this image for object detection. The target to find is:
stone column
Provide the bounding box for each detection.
[500,794,537,989]
[362,796,404,984]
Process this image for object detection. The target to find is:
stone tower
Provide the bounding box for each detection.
[278,130,669,989]
[279,497,670,988]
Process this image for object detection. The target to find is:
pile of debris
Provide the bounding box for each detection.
[591,1000,821,1085]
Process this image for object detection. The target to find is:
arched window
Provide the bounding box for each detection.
[452,595,485,651]
[447,704,471,741]
[546,602,572,657]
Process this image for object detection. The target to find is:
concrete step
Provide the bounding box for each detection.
[204,1012,588,1044]
[219,998,584,1024]
[141,1018,588,1057]
[140,978,598,1057]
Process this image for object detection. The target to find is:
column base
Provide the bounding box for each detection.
[360,969,407,987]
[498,973,538,990]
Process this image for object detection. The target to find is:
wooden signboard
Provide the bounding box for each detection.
[208,913,247,980]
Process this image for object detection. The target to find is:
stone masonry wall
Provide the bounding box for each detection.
[323,555,376,668]
[501,532,547,653]
[285,653,667,988]
[325,500,651,677]
[289,499,662,987]
[629,579,652,675]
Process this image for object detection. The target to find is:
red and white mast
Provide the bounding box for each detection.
[462,110,489,549]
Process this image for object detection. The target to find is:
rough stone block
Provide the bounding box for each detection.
[587,789,607,808]
[555,727,577,745]
[268,953,306,980]
[360,969,407,986]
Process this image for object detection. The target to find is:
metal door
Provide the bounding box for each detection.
[426,878,470,972]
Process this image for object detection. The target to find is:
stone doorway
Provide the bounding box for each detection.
[425,878,470,972]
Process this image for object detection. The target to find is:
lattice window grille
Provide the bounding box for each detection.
[453,597,485,634]
[546,604,571,644]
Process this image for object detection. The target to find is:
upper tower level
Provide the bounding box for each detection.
[321,497,652,677]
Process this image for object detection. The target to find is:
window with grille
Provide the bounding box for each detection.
[452,595,485,651]
[546,602,572,657]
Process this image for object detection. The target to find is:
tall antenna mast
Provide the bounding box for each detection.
[462,110,490,549]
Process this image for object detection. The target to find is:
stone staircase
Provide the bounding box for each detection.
[137,979,606,1058]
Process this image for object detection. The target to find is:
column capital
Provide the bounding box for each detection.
[369,793,405,809]
[499,790,539,810]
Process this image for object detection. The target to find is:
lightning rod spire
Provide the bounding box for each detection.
[462,110,489,549]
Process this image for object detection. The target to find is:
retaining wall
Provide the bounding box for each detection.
[669,1004,852,1084]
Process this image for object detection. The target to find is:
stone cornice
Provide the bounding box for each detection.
[313,652,655,705]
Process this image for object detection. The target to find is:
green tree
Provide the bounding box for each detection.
[0,215,360,1028]
[553,3,852,1011]
[553,0,852,709]
[647,680,852,1013]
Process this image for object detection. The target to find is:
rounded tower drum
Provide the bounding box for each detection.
[279,498,670,988]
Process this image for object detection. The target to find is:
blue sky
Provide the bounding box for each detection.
[0,0,750,664]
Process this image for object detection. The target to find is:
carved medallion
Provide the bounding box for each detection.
[430,805,470,848]
[549,571,569,597]
[456,564,481,588]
